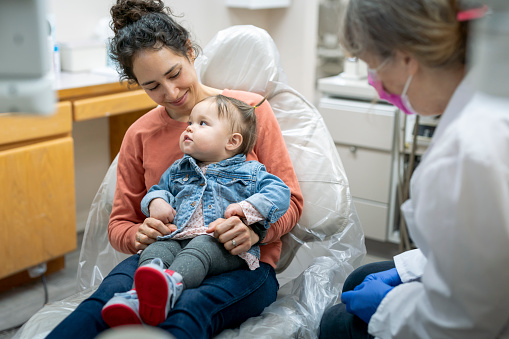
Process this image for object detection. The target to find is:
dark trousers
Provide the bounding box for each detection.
[319,260,395,339]
[47,254,278,339]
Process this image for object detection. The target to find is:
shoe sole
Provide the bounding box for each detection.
[101,303,142,328]
[135,265,169,326]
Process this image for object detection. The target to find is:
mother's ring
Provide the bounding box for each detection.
[232,239,237,247]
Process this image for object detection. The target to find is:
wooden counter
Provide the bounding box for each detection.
[56,71,156,161]
[0,71,156,288]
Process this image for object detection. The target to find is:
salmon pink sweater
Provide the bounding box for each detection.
[108,89,303,269]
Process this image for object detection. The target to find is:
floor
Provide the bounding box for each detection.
[0,232,84,339]
[0,234,398,339]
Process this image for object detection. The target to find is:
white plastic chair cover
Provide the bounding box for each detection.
[13,25,365,339]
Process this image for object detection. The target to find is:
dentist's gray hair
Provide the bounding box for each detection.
[339,0,472,68]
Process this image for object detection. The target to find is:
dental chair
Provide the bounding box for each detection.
[13,25,365,339]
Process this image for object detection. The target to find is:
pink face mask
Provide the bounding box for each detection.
[367,66,418,115]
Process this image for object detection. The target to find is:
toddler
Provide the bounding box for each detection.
[102,94,291,327]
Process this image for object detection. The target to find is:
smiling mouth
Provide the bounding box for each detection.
[170,91,188,106]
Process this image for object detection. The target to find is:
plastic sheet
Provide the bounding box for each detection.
[76,153,130,290]
[12,288,95,339]
[14,25,365,339]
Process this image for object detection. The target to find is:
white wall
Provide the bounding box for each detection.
[47,0,116,43]
[48,0,319,230]
[170,1,271,47]
[49,0,318,98]
[267,0,319,102]
[160,1,319,99]
[169,0,319,100]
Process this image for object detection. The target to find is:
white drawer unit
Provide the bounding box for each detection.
[320,97,396,151]
[318,96,398,241]
[353,198,389,241]
[335,145,392,204]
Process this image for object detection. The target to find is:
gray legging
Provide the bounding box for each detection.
[139,235,246,289]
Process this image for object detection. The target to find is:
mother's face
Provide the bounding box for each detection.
[132,46,200,121]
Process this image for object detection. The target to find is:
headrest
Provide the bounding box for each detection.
[195,25,287,95]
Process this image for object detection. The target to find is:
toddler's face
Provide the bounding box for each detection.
[180,100,233,164]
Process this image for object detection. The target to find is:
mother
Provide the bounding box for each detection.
[48,0,302,338]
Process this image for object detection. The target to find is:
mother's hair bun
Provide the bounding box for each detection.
[110,0,167,34]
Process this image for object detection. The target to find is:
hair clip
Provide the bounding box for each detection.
[253,96,267,109]
[457,4,489,22]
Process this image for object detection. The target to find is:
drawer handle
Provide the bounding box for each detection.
[349,146,358,153]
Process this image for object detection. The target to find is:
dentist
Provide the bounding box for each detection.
[320,0,509,338]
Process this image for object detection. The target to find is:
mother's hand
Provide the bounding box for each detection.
[135,217,176,251]
[207,216,259,255]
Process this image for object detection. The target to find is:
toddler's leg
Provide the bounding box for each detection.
[169,235,246,289]
[138,239,183,267]
[135,239,188,326]
[102,240,183,327]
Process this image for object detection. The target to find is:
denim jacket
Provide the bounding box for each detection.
[141,154,291,259]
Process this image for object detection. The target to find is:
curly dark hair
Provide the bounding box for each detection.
[109,0,201,84]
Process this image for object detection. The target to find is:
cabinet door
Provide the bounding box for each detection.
[0,137,76,278]
[336,144,392,204]
[319,97,396,151]
[353,198,388,241]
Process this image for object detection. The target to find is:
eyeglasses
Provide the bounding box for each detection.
[367,58,390,73]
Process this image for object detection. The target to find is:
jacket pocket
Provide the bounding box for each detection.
[217,177,250,204]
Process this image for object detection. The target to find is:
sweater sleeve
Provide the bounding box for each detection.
[108,127,146,254]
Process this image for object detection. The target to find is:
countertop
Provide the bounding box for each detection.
[55,68,132,101]
[55,68,121,90]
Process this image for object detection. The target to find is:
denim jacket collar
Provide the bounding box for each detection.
[179,153,247,172]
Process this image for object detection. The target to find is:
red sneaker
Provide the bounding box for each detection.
[135,258,183,326]
[101,289,142,328]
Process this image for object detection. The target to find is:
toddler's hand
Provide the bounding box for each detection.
[166,224,178,232]
[225,203,245,219]
[149,198,176,224]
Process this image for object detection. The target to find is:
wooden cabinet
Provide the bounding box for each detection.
[0,77,156,286]
[0,102,76,279]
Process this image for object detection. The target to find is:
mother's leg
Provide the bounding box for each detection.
[158,262,278,339]
[46,254,140,339]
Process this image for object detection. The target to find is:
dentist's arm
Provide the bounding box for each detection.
[368,154,509,338]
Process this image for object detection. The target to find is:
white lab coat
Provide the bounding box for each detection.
[368,73,509,338]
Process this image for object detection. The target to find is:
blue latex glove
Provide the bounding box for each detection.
[366,268,402,286]
[341,268,402,324]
